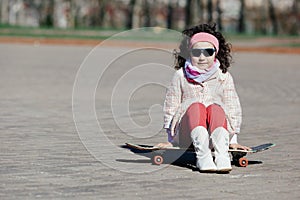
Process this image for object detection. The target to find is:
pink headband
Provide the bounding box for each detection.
[190,32,219,53]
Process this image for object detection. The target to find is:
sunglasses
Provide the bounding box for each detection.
[190,48,216,57]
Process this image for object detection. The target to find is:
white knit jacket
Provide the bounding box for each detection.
[163,68,242,138]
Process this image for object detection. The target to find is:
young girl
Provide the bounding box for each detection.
[157,23,250,173]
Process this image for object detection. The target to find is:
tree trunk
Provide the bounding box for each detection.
[289,0,299,35]
[47,0,54,27]
[207,0,213,23]
[167,0,173,29]
[39,0,54,27]
[268,0,278,35]
[126,0,135,29]
[260,4,267,35]
[216,0,222,31]
[237,0,245,33]
[0,0,2,23]
[98,0,107,27]
[144,0,150,27]
[197,0,204,23]
[185,0,192,28]
[132,0,143,28]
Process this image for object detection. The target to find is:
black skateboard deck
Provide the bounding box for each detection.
[125,143,275,167]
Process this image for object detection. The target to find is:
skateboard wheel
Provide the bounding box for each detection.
[152,155,164,165]
[239,157,248,167]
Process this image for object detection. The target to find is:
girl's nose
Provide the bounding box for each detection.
[199,53,206,60]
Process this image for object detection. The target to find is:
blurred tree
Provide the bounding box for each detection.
[207,0,213,23]
[268,0,278,35]
[0,0,297,34]
[216,0,222,31]
[290,0,299,35]
[126,0,135,29]
[131,0,143,28]
[67,0,76,28]
[0,0,2,23]
[98,0,107,27]
[39,0,54,27]
[144,0,151,27]
[185,0,192,28]
[197,0,204,23]
[185,0,199,28]
[237,0,245,33]
[167,0,174,29]
[260,2,267,35]
[46,0,54,27]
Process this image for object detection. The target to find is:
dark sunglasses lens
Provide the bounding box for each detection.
[191,49,201,57]
[204,49,215,56]
[191,48,215,57]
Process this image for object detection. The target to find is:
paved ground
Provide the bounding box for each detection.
[0,41,299,199]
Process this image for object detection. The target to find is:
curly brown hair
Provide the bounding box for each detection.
[174,23,232,73]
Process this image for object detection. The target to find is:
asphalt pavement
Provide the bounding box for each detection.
[0,42,299,199]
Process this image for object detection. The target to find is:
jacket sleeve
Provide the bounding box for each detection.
[163,71,182,129]
[223,73,242,134]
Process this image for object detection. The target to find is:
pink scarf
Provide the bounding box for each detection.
[184,59,220,84]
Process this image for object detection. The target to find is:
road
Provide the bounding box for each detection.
[0,42,299,199]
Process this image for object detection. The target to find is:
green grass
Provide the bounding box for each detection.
[0,25,112,40]
[0,25,180,42]
[278,43,300,48]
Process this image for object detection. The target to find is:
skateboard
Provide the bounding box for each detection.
[125,143,275,167]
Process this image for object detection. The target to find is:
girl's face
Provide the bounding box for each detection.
[190,41,216,70]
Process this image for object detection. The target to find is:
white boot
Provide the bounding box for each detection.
[191,126,217,172]
[211,127,232,172]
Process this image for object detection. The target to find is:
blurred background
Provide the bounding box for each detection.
[0,0,299,37]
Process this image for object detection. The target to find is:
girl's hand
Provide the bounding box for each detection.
[155,142,173,148]
[229,143,252,151]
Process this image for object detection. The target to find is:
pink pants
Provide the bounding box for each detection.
[179,103,227,148]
